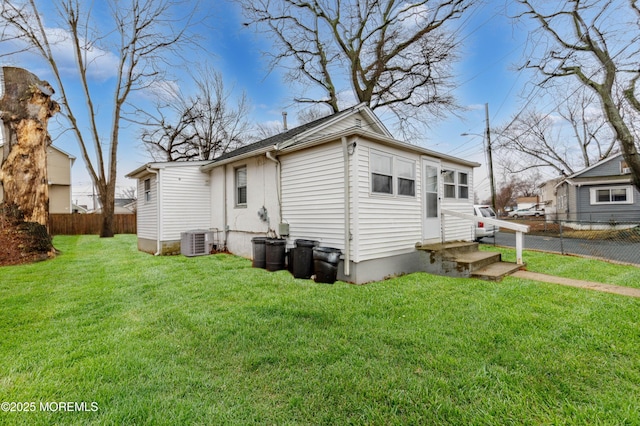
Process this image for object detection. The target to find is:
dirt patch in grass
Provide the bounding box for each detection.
[0,205,55,266]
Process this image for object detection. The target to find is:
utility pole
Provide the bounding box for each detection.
[485,103,497,213]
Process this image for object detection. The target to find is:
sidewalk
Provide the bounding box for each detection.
[512,270,640,298]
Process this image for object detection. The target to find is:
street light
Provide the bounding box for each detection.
[461,103,496,213]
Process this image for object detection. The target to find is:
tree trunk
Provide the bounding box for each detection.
[99,182,116,238]
[0,67,59,228]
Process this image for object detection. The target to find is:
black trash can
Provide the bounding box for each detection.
[313,246,342,284]
[251,237,268,268]
[265,238,287,271]
[291,239,318,279]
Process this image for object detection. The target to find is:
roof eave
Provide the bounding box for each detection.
[280,128,481,168]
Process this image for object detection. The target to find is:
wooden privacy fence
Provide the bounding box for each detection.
[50,214,137,235]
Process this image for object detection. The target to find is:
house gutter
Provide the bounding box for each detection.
[342,136,352,277]
[146,166,162,256]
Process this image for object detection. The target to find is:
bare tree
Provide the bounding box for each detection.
[515,0,640,190]
[494,85,615,176]
[140,101,201,162]
[141,67,251,161]
[238,0,476,136]
[0,0,199,236]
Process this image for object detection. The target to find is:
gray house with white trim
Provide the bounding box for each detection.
[554,153,640,223]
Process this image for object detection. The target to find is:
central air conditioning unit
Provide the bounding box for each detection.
[181,230,216,257]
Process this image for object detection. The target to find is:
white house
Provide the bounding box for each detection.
[127,104,480,283]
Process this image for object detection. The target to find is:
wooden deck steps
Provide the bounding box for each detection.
[415,242,524,281]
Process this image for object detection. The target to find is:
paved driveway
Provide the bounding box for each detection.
[484,232,640,266]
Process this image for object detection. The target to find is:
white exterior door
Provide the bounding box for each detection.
[422,158,441,242]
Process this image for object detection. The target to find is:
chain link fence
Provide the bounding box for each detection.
[484,215,640,266]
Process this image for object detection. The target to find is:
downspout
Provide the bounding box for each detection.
[341,137,351,277]
[146,167,161,256]
[222,164,228,250]
[266,147,283,226]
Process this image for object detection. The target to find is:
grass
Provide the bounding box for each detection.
[0,235,639,425]
[482,244,640,289]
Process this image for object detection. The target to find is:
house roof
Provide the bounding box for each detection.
[200,104,479,171]
[567,152,624,179]
[201,103,389,170]
[556,153,630,188]
[126,104,480,179]
[126,160,213,179]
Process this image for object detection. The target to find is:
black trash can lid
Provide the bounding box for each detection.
[266,238,287,245]
[295,239,318,248]
[313,246,341,253]
[252,236,268,243]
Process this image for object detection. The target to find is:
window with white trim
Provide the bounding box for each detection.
[589,186,633,205]
[371,152,393,194]
[397,158,416,196]
[235,166,247,206]
[443,169,469,199]
[458,172,469,199]
[370,151,416,197]
[144,178,151,202]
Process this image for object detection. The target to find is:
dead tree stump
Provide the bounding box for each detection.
[0,66,60,227]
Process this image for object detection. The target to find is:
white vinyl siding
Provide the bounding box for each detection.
[441,162,474,241]
[356,143,422,262]
[160,166,211,241]
[281,142,346,249]
[137,175,158,240]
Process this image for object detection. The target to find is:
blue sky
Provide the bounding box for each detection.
[1,0,534,206]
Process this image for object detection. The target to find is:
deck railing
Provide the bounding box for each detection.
[441,209,530,264]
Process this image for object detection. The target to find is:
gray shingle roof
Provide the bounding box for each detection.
[212,107,355,163]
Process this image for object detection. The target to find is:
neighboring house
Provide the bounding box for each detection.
[91,198,136,214]
[127,104,480,283]
[554,153,640,223]
[539,177,563,216]
[0,142,75,214]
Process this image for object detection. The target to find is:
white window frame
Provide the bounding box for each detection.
[589,186,633,205]
[458,171,469,199]
[235,166,247,207]
[144,178,151,202]
[371,151,393,195]
[443,169,469,200]
[396,157,416,197]
[370,150,416,198]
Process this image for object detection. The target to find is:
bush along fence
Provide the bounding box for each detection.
[50,214,137,235]
[486,214,640,266]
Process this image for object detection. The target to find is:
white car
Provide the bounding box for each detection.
[473,205,499,241]
[508,207,544,218]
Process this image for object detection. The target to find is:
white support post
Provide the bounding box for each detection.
[515,231,524,265]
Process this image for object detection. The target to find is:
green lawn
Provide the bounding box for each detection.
[1,235,639,425]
